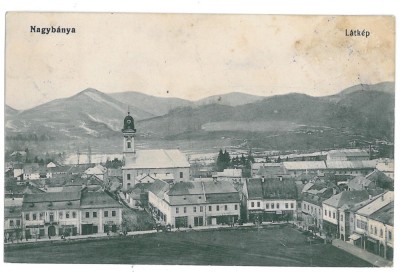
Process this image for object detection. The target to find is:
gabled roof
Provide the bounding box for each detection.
[123,149,190,169]
[148,179,170,199]
[323,190,382,208]
[347,176,375,191]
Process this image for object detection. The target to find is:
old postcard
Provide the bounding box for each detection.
[3,12,395,268]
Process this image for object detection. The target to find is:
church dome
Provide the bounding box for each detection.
[122,112,136,132]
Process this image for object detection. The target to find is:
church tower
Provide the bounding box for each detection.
[122,112,136,163]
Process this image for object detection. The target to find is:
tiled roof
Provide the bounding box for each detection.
[247,178,298,200]
[148,179,170,199]
[5,206,22,218]
[124,149,190,169]
[80,192,122,208]
[347,176,374,191]
[323,190,382,208]
[23,191,81,203]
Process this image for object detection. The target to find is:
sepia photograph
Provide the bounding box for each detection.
[2,9,396,269]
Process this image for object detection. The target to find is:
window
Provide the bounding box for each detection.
[333,213,335,219]
[225,205,228,211]
[266,203,269,209]
[257,202,260,208]
[86,212,90,218]
[127,183,131,187]
[16,220,20,226]
[251,202,254,208]
[311,206,313,212]
[10,220,14,227]
[93,212,97,218]
[235,204,238,210]
[127,142,131,148]
[216,205,220,211]
[325,210,327,216]
[285,203,289,209]
[200,206,203,212]
[380,229,383,238]
[104,211,109,217]
[193,207,197,213]
[25,213,30,221]
[389,231,392,240]
[72,212,76,218]
[180,172,183,178]
[33,213,37,220]
[39,212,44,220]
[112,211,116,217]
[59,211,63,219]
[290,203,294,209]
[184,207,187,213]
[66,212,70,219]
[329,211,331,218]
[209,206,212,212]
[277,203,280,209]
[356,219,360,228]
[341,226,344,231]
[127,174,131,180]
[374,227,377,235]
[304,203,306,209]
[307,205,310,210]
[340,214,343,221]
[271,203,275,209]
[176,207,179,214]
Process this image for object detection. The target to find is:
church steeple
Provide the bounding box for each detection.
[122,112,136,159]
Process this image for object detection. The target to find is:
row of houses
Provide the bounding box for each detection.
[11,162,110,181]
[4,190,123,241]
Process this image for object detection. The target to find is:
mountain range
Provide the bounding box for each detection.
[5,82,395,150]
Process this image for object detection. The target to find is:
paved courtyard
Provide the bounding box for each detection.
[4,225,372,266]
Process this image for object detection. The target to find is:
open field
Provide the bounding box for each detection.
[4,226,372,266]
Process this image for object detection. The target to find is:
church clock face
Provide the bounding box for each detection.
[127,120,131,125]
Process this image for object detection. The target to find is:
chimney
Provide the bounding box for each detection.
[261,176,265,183]
[369,195,372,200]
[71,179,74,183]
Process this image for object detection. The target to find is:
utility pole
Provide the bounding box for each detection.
[77,148,80,165]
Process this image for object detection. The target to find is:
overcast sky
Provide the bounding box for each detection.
[5,13,395,110]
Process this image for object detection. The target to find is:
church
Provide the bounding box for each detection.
[121,112,190,189]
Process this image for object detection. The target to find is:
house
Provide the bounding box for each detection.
[84,164,107,181]
[21,190,123,238]
[22,163,41,180]
[252,163,288,179]
[375,160,394,179]
[121,112,190,189]
[80,192,123,234]
[368,202,394,260]
[244,178,298,223]
[125,183,152,208]
[351,191,394,255]
[148,179,240,228]
[322,190,383,239]
[22,191,82,238]
[300,181,338,233]
[347,176,376,191]
[47,162,57,168]
[4,198,23,242]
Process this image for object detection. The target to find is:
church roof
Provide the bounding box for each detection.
[123,149,190,169]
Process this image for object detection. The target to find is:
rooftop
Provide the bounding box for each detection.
[369,202,394,225]
[124,149,190,169]
[323,190,382,208]
[80,192,122,209]
[283,161,326,170]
